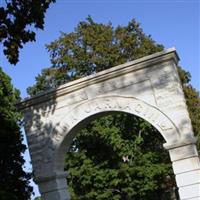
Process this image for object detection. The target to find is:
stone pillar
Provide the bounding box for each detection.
[165,138,200,200]
[36,172,71,200]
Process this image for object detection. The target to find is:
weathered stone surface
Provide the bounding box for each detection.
[17,48,200,200]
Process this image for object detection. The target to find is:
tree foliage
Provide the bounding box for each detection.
[0,0,55,64]
[0,67,33,199]
[27,16,163,95]
[27,17,200,199]
[65,115,174,200]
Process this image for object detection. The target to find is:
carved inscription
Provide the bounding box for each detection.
[45,96,174,170]
[66,97,173,132]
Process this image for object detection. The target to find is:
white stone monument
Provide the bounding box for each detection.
[18,48,200,200]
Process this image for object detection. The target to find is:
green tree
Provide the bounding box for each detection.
[65,115,174,200]
[27,17,200,199]
[0,0,55,64]
[0,67,33,200]
[27,16,163,95]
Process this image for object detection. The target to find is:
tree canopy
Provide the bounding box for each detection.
[0,0,55,64]
[27,17,200,199]
[27,16,163,95]
[65,114,175,200]
[0,67,33,199]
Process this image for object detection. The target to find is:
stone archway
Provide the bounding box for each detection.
[18,48,200,200]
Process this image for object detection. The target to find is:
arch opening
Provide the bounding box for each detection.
[50,96,181,199]
[59,112,178,199]
[53,96,181,158]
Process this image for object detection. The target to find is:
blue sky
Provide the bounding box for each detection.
[1,0,199,199]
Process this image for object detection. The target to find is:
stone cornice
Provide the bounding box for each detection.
[16,47,179,110]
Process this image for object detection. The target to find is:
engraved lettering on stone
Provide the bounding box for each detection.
[116,99,123,109]
[122,101,132,111]
[157,120,166,129]
[104,98,114,109]
[67,113,78,125]
[94,102,102,111]
[146,111,160,123]
[115,99,132,111]
[84,104,92,113]
[55,97,173,143]
[71,115,78,123]
[140,106,150,118]
[157,119,172,130]
[134,103,143,113]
